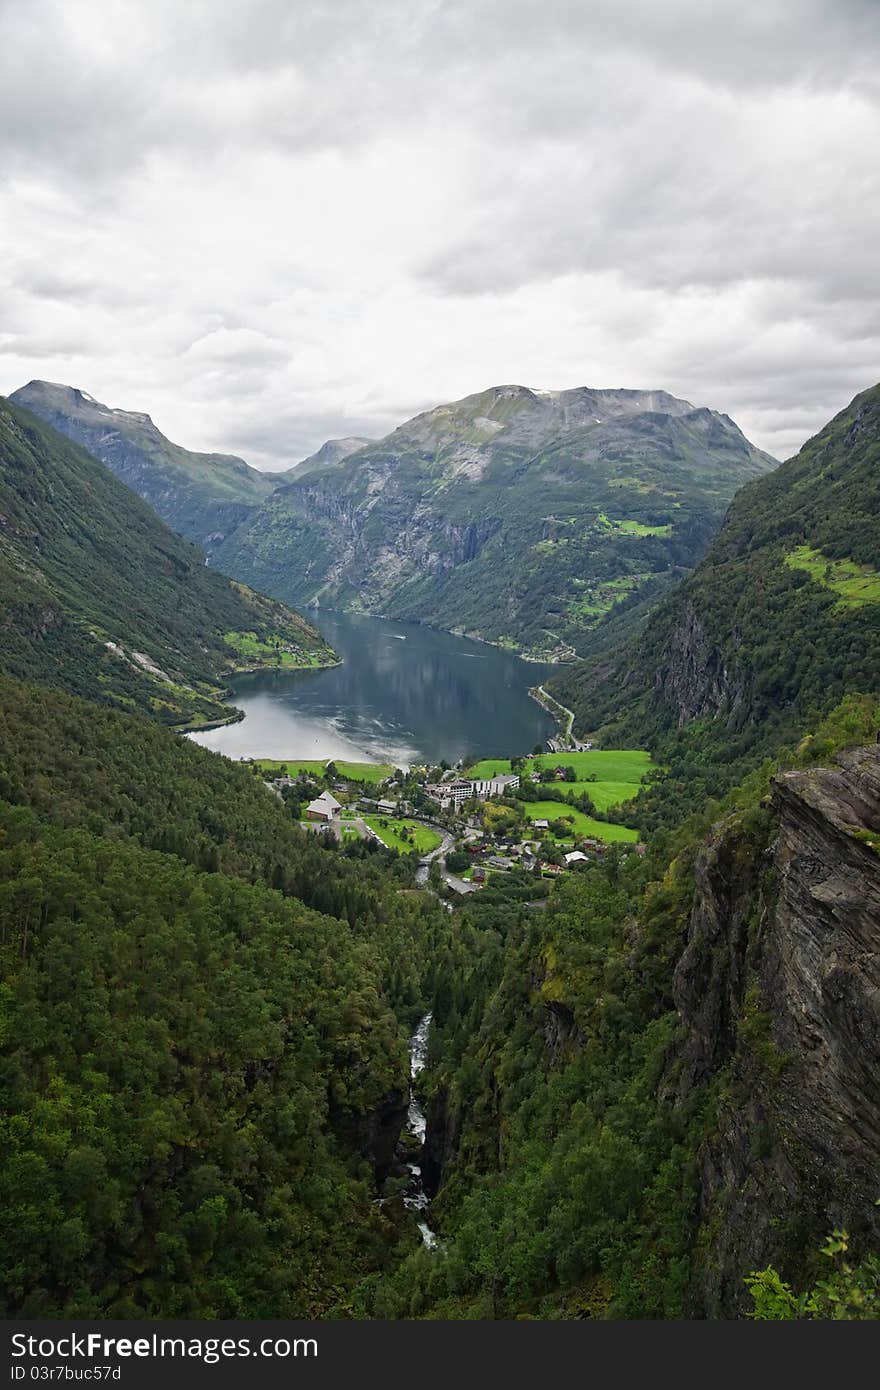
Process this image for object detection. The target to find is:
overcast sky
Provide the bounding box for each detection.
[1,0,878,468]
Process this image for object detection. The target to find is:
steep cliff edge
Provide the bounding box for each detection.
[674,743,880,1314]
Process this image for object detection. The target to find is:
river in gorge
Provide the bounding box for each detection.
[405,1012,437,1249]
[188,610,557,766]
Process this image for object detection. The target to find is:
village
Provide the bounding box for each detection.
[261,748,649,895]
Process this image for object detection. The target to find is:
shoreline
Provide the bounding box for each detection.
[529,683,577,746]
[448,625,576,664]
[310,601,573,665]
[179,653,342,735]
[227,655,344,677]
[175,706,244,735]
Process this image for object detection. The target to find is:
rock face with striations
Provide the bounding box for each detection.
[671,743,880,1314]
[210,383,775,660]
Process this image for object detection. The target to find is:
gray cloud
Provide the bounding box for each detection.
[0,0,878,468]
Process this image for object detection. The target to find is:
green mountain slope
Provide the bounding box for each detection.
[549,382,880,822]
[1,387,877,1322]
[10,380,276,550]
[0,398,334,726]
[0,674,442,1316]
[211,384,776,659]
[372,703,880,1319]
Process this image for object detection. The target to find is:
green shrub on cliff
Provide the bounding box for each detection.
[747,1226,880,1320]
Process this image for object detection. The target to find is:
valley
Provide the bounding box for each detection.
[0,380,878,1323]
[5,0,880,1341]
[17,380,777,662]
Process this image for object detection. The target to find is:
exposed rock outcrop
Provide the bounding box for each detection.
[543,999,584,1060]
[421,1083,461,1199]
[354,1088,410,1185]
[652,599,742,727]
[672,744,880,1314]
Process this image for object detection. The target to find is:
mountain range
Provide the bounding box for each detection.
[14,380,776,661]
[0,368,878,1320]
[10,380,371,555]
[548,382,880,822]
[10,379,276,550]
[0,396,335,727]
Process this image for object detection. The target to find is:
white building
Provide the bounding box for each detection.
[424,773,520,810]
[471,773,520,798]
[306,790,342,823]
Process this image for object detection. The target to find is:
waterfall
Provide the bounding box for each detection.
[404,1011,438,1249]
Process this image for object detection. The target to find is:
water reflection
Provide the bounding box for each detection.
[189,610,556,766]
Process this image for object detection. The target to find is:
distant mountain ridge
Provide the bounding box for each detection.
[547,382,880,819]
[284,436,373,477]
[12,377,777,660]
[10,379,277,551]
[212,382,777,659]
[0,396,335,726]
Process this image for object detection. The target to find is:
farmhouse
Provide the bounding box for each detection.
[305,790,341,823]
[376,798,397,815]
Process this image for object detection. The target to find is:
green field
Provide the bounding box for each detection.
[525,801,639,843]
[566,573,651,621]
[467,749,654,780]
[467,749,653,816]
[611,519,672,537]
[573,779,646,813]
[363,816,443,854]
[223,630,327,669]
[785,545,880,606]
[254,758,393,783]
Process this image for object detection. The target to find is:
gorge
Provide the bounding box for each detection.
[0,380,878,1320]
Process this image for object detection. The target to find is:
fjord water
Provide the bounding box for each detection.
[189,610,556,766]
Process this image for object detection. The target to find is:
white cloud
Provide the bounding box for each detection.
[1,0,878,466]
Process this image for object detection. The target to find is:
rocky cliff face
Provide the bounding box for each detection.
[421,1083,459,1200]
[354,1088,410,1186]
[651,599,743,727]
[214,383,775,659]
[672,744,880,1314]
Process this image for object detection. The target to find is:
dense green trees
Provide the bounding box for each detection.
[0,398,332,726]
[0,808,404,1315]
[0,676,448,1316]
[351,697,880,1319]
[352,853,699,1317]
